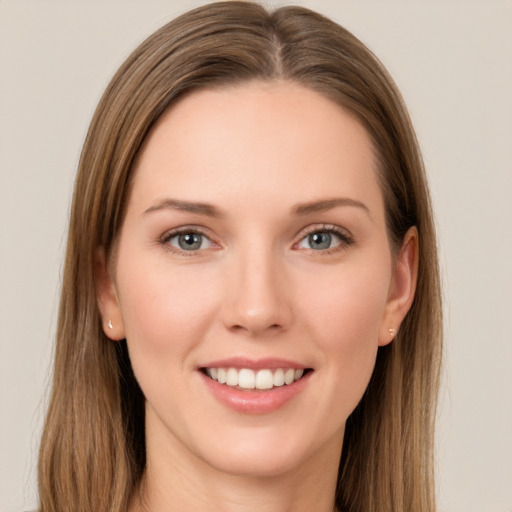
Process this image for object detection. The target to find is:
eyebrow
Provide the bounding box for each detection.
[292,197,370,216]
[143,196,369,218]
[143,198,223,217]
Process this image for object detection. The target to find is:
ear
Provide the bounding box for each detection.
[379,227,419,346]
[95,246,125,341]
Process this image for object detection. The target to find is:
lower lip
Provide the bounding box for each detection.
[200,371,311,414]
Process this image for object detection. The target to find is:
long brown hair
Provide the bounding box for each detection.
[38,3,442,511]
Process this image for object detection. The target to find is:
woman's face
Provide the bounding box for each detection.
[98,81,416,478]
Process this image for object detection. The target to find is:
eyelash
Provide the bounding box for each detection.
[160,227,219,255]
[159,224,355,256]
[295,224,355,255]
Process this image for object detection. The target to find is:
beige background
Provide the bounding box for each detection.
[1,1,511,511]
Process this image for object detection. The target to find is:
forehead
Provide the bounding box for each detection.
[129,81,383,220]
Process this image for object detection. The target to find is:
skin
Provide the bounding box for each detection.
[96,81,418,512]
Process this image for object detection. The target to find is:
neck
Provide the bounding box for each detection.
[129,415,342,512]
[133,467,339,512]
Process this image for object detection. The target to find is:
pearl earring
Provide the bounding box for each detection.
[388,328,397,337]
[108,320,113,330]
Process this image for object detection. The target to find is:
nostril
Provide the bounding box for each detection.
[228,322,283,335]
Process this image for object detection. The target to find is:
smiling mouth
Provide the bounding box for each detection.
[201,367,311,391]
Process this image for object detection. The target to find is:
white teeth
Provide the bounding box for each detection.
[226,368,238,386]
[217,368,227,384]
[255,369,273,389]
[284,368,295,385]
[205,367,307,390]
[238,368,255,389]
[273,368,285,387]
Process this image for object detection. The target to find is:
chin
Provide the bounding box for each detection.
[205,448,308,479]
[194,424,344,479]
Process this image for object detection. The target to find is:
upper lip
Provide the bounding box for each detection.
[200,357,309,370]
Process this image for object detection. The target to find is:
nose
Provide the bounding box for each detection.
[221,247,292,336]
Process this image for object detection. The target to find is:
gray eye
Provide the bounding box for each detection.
[167,232,211,251]
[297,229,347,251]
[307,232,332,250]
[178,233,203,250]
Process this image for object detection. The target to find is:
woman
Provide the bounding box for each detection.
[38,2,442,511]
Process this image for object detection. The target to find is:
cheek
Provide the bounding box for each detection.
[303,259,390,348]
[116,255,220,360]
[300,260,390,409]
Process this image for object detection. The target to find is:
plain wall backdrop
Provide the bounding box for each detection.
[1,1,511,511]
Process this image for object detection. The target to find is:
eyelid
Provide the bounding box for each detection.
[293,224,355,252]
[158,223,354,255]
[160,225,221,254]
